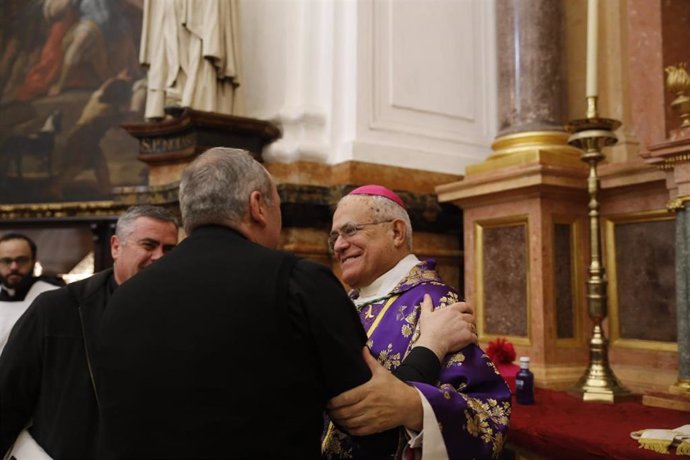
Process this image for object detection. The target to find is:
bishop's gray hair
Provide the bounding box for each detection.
[336,194,413,250]
[179,147,274,234]
[115,205,179,241]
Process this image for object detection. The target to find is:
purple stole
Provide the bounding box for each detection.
[322,260,511,460]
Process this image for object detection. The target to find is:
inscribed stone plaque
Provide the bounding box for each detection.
[554,223,575,338]
[482,224,528,336]
[614,219,676,342]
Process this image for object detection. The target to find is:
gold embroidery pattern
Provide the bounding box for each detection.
[445,351,466,368]
[403,290,460,347]
[462,396,511,459]
[492,432,506,459]
[436,291,460,309]
[403,265,441,285]
[364,305,374,320]
[400,303,417,341]
[401,323,413,338]
[323,426,353,459]
[485,356,502,376]
[410,326,421,345]
[378,343,401,370]
[439,383,453,400]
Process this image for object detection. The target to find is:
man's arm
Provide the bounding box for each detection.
[329,294,478,433]
[393,294,476,384]
[0,298,46,455]
[290,259,402,456]
[328,288,511,459]
[288,259,372,395]
[328,348,425,433]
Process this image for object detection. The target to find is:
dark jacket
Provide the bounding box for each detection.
[97,226,372,460]
[0,269,113,459]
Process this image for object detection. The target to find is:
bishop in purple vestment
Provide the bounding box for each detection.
[323,185,511,460]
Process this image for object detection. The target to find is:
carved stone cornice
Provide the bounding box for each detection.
[1,182,460,236]
[643,130,690,170]
[122,107,281,166]
[0,200,123,221]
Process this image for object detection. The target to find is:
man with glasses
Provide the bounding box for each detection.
[323,185,511,460]
[0,206,179,459]
[0,233,62,355]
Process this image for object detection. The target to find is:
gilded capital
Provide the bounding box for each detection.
[665,63,690,129]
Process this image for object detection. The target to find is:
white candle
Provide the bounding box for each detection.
[586,0,599,97]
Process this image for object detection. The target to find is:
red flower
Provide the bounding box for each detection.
[486,337,516,365]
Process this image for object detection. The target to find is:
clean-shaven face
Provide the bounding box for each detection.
[330,197,397,289]
[111,217,179,285]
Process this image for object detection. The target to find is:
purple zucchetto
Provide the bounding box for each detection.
[348,184,407,210]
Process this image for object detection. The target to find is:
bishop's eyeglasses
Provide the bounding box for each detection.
[328,220,393,252]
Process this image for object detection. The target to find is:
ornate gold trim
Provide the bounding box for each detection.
[466,131,586,176]
[612,338,677,352]
[605,210,677,352]
[0,183,182,220]
[670,379,690,396]
[491,131,574,152]
[475,216,531,346]
[649,152,690,171]
[0,200,122,220]
[667,194,690,212]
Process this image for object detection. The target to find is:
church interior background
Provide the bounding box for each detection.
[1,0,690,454]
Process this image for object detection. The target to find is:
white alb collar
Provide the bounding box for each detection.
[354,254,420,307]
[1,284,16,297]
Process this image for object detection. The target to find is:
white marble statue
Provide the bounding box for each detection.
[139,0,240,119]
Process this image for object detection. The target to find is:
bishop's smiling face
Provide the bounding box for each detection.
[330,197,399,289]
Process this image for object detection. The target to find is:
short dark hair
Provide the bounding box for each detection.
[0,233,37,259]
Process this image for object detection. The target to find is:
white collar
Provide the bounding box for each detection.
[1,284,16,297]
[354,254,420,307]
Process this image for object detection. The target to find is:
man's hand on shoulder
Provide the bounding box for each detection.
[413,294,477,361]
[327,348,423,435]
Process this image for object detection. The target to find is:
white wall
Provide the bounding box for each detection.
[238,0,497,175]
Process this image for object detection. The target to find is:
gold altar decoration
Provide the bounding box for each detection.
[665,63,690,129]
[565,95,631,403]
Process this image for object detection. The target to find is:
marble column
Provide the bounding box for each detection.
[496,0,566,136]
[645,131,690,397]
[438,0,594,389]
[676,205,690,388]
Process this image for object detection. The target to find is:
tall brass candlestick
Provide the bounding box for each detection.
[566,100,631,402]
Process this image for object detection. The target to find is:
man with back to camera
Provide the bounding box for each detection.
[96,148,478,460]
[0,205,179,459]
[323,185,512,460]
[0,233,63,355]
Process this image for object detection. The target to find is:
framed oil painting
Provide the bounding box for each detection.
[0,0,148,205]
